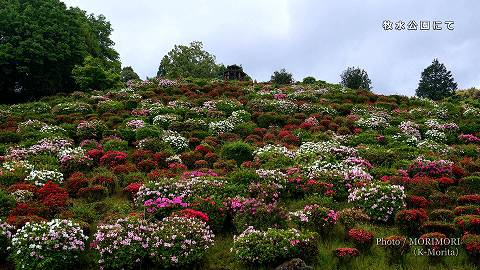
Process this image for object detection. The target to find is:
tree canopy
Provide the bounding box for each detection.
[0,0,119,102]
[157,41,223,79]
[416,59,457,100]
[340,67,372,90]
[121,66,140,82]
[270,68,294,85]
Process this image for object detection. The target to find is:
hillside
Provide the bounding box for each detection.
[0,78,479,270]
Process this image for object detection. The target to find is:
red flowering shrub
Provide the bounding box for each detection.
[6,214,46,229]
[419,232,447,251]
[395,209,428,236]
[454,205,480,216]
[112,163,137,174]
[131,149,153,163]
[334,247,359,261]
[406,195,429,209]
[172,208,209,222]
[37,181,69,213]
[7,183,37,193]
[65,172,89,195]
[455,215,480,234]
[137,159,157,172]
[191,197,226,232]
[458,195,480,206]
[87,149,104,162]
[285,177,335,197]
[8,203,45,217]
[100,150,128,167]
[348,228,374,250]
[123,182,142,199]
[407,159,453,178]
[462,233,480,260]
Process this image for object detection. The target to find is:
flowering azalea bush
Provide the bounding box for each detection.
[395,209,428,236]
[91,217,157,269]
[347,228,374,250]
[289,204,338,235]
[99,150,128,167]
[462,233,480,261]
[348,182,406,222]
[25,169,64,186]
[149,216,214,267]
[10,219,87,270]
[232,226,318,265]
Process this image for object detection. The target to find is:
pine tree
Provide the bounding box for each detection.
[416,59,457,100]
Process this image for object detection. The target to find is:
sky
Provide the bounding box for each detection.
[62,0,480,96]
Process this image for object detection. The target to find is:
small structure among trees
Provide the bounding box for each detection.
[223,65,247,81]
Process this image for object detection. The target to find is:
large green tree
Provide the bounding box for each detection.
[416,59,457,100]
[0,0,119,102]
[340,66,372,90]
[120,66,140,82]
[157,41,223,79]
[270,68,294,85]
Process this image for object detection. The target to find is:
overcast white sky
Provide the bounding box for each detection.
[62,0,480,96]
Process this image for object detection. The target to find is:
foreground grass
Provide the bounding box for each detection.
[202,224,477,270]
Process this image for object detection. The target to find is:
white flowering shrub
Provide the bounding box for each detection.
[209,120,234,134]
[348,182,406,222]
[254,144,295,164]
[153,114,180,128]
[232,227,318,265]
[10,219,87,270]
[25,169,64,186]
[162,130,189,152]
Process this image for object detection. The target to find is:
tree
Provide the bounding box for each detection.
[121,66,140,82]
[157,41,222,79]
[302,76,316,84]
[0,0,119,102]
[340,67,372,90]
[72,56,120,90]
[416,59,457,100]
[271,68,293,85]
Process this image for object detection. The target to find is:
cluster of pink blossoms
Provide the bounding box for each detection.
[144,196,188,213]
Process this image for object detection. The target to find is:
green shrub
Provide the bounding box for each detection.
[228,168,260,185]
[0,190,16,218]
[97,100,125,114]
[257,113,287,128]
[0,131,21,144]
[429,209,455,222]
[460,176,480,193]
[221,141,253,165]
[135,126,162,141]
[103,139,129,152]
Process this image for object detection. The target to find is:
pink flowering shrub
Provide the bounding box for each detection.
[91,217,157,269]
[10,219,87,270]
[407,158,453,178]
[459,134,480,143]
[144,196,189,218]
[149,216,214,267]
[226,196,287,231]
[289,204,338,235]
